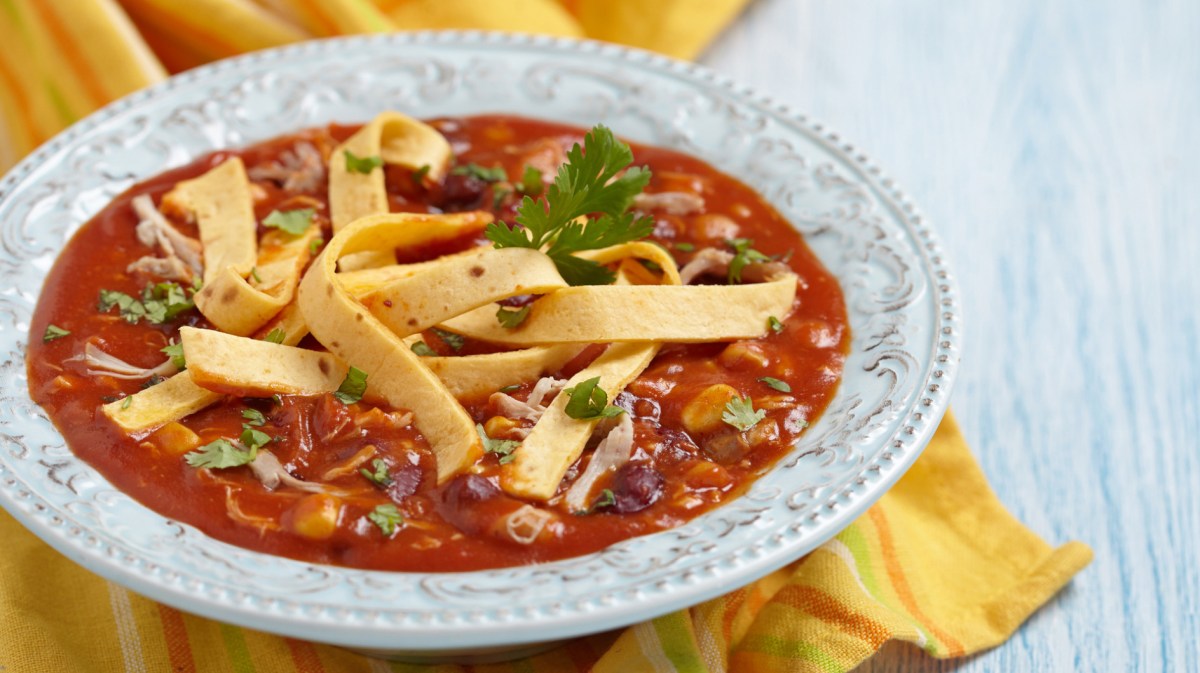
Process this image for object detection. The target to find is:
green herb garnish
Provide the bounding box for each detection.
[516,165,544,196]
[100,282,197,325]
[241,408,267,426]
[367,503,403,536]
[496,304,531,329]
[768,315,784,334]
[431,327,464,352]
[360,458,393,487]
[120,396,132,410]
[758,377,791,393]
[161,342,186,369]
[333,366,368,404]
[344,150,383,174]
[492,187,511,210]
[452,163,507,183]
[575,488,616,516]
[674,242,695,252]
[263,328,286,344]
[309,238,324,256]
[484,126,653,286]
[476,423,520,464]
[410,341,436,357]
[43,324,70,343]
[563,376,625,421]
[498,384,521,394]
[185,438,257,469]
[726,238,771,284]
[262,208,314,235]
[722,395,766,432]
[250,267,262,283]
[411,164,431,185]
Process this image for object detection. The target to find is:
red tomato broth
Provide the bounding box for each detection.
[26,115,849,571]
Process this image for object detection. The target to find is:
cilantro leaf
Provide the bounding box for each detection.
[239,424,272,451]
[241,408,266,426]
[161,342,186,369]
[516,165,544,195]
[492,187,511,210]
[333,366,367,404]
[452,163,507,183]
[574,488,616,516]
[768,316,784,334]
[98,290,146,323]
[263,328,286,344]
[185,438,257,469]
[759,377,792,393]
[674,242,695,252]
[360,458,393,487]
[99,282,195,325]
[722,395,766,432]
[498,384,521,394]
[367,503,403,536]
[411,164,431,185]
[496,304,531,329]
[344,150,383,174]
[476,423,520,464]
[563,376,625,421]
[726,238,772,284]
[410,341,436,357]
[431,327,464,352]
[43,324,70,343]
[309,238,324,256]
[262,208,314,235]
[485,126,653,286]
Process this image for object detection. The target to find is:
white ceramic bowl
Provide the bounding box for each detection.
[0,32,960,660]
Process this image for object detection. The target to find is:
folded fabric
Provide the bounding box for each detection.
[0,1,1091,670]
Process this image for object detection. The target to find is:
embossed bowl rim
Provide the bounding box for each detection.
[0,32,960,650]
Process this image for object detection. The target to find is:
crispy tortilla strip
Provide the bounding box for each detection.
[101,371,223,434]
[162,157,257,284]
[361,247,567,335]
[180,327,347,397]
[252,301,309,347]
[298,213,486,483]
[194,227,319,335]
[424,344,584,400]
[329,112,453,232]
[500,342,660,500]
[577,241,683,286]
[440,275,797,346]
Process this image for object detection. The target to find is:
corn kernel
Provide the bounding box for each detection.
[287,493,341,540]
[680,383,739,435]
[146,422,200,455]
[484,415,520,438]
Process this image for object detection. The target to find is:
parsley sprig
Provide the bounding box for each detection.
[563,376,625,421]
[722,395,766,432]
[485,126,653,286]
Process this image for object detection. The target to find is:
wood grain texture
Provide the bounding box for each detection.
[702,0,1200,670]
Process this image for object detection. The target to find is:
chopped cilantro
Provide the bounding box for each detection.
[239,424,272,451]
[726,238,771,284]
[42,324,70,343]
[333,366,367,404]
[99,281,196,325]
[516,165,544,196]
[161,342,186,369]
[344,150,383,174]
[759,377,792,393]
[185,438,257,469]
[360,458,393,487]
[410,341,436,357]
[485,126,654,286]
[495,304,531,329]
[411,164,431,185]
[263,328,286,344]
[498,384,521,394]
[452,163,507,183]
[309,238,324,256]
[367,503,403,536]
[262,208,314,235]
[575,488,616,516]
[491,187,511,210]
[563,376,625,421]
[250,267,262,283]
[98,290,145,324]
[768,315,784,334]
[120,396,132,410]
[674,242,695,252]
[431,327,464,352]
[241,408,267,426]
[722,395,766,432]
[476,423,520,464]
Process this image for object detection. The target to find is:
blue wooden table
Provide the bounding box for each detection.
[704,0,1200,669]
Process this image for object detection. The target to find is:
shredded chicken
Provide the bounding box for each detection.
[633,191,705,216]
[678,247,793,285]
[564,413,635,512]
[128,194,203,282]
[66,342,178,380]
[248,141,326,192]
[488,376,567,422]
[320,445,379,481]
[505,505,554,545]
[249,450,329,493]
[224,487,281,532]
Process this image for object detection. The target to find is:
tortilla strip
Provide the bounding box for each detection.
[361,247,568,335]
[162,157,257,284]
[424,344,584,400]
[439,275,797,346]
[499,342,660,500]
[252,301,309,347]
[329,112,453,232]
[101,371,223,434]
[180,327,347,397]
[297,213,486,483]
[193,227,319,335]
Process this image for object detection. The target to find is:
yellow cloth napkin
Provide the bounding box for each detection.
[0,2,1093,670]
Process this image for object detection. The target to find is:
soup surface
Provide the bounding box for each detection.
[26,115,848,571]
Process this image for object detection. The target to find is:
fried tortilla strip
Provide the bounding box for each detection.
[424,344,584,400]
[162,157,257,284]
[440,275,797,346]
[298,213,488,483]
[193,227,320,335]
[329,112,453,232]
[179,327,347,397]
[361,247,568,335]
[101,372,223,434]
